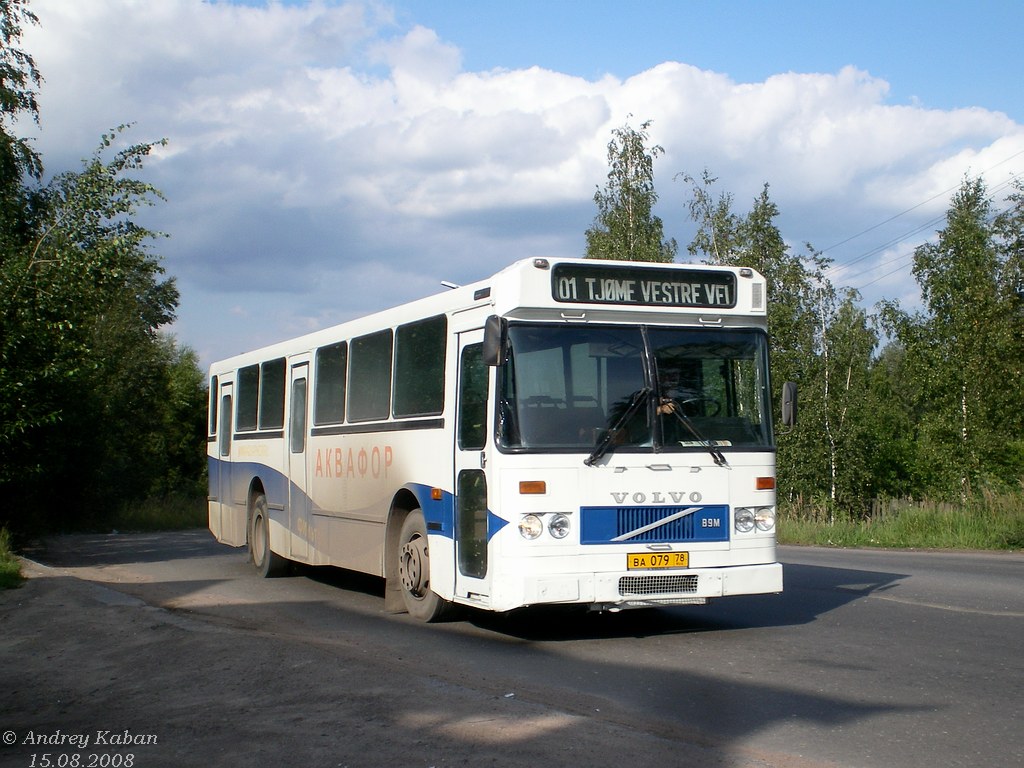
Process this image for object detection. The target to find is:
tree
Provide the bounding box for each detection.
[0,0,42,257]
[993,176,1024,445]
[814,284,879,511]
[0,0,41,178]
[682,169,743,265]
[879,175,1023,499]
[0,126,191,533]
[585,119,677,262]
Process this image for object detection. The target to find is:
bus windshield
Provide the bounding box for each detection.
[497,323,773,454]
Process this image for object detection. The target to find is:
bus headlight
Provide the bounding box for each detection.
[734,508,755,533]
[754,507,776,532]
[548,514,570,539]
[518,514,543,540]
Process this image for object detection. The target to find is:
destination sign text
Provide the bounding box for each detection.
[552,264,737,309]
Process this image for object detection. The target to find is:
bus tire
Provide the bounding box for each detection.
[250,493,288,578]
[398,509,450,622]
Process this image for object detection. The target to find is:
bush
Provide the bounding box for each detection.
[0,528,23,589]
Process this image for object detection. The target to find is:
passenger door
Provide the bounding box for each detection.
[214,381,245,544]
[288,363,311,560]
[454,330,491,602]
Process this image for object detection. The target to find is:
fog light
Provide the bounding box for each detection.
[735,508,755,533]
[548,513,570,539]
[519,514,543,540]
[754,507,776,532]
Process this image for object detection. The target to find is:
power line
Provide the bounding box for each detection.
[821,155,1022,294]
[845,196,1021,292]
[820,148,1024,260]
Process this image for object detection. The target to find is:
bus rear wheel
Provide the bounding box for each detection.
[398,510,450,622]
[250,493,288,578]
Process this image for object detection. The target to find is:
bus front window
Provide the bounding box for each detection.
[496,324,772,454]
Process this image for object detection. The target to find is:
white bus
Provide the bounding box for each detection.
[207,257,794,621]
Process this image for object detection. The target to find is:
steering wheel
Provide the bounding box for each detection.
[676,396,722,417]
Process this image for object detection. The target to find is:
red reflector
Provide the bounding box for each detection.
[756,477,776,490]
[519,481,547,495]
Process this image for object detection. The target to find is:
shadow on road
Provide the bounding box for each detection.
[464,560,909,641]
[22,528,224,567]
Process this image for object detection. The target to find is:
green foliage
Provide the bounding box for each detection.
[0,527,23,589]
[880,176,1024,500]
[585,119,677,262]
[0,120,206,533]
[0,0,42,182]
[115,491,208,532]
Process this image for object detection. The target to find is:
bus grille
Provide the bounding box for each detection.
[620,575,699,596]
[580,505,729,544]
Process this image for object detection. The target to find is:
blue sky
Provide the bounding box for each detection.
[20,0,1024,366]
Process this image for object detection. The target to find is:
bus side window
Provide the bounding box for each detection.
[290,378,307,454]
[394,315,447,417]
[458,343,487,450]
[219,394,232,457]
[209,376,219,436]
[236,365,259,431]
[314,342,347,425]
[259,358,286,430]
[349,330,393,421]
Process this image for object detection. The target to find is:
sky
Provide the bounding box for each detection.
[18,0,1024,368]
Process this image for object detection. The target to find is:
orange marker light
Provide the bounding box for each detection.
[431,487,444,501]
[755,477,776,491]
[519,481,547,495]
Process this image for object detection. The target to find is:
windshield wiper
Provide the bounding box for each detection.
[585,387,651,467]
[664,405,729,467]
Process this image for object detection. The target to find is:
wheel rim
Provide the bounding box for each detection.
[399,533,428,600]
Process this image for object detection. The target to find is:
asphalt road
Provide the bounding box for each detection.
[4,531,1022,768]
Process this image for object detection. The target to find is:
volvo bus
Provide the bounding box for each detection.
[207,257,794,620]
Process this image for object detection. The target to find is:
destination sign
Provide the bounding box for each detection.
[551,263,737,309]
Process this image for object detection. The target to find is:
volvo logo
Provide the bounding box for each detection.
[611,491,703,504]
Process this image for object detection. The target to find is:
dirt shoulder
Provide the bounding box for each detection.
[1,545,776,768]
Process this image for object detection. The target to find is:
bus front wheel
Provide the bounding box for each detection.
[398,510,449,621]
[250,493,288,578]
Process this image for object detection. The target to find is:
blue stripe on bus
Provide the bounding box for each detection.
[411,483,508,542]
[208,457,291,508]
[409,482,452,538]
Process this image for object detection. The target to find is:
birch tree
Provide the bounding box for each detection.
[586,119,677,262]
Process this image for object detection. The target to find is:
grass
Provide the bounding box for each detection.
[0,528,24,589]
[778,491,1024,550]
[115,492,208,532]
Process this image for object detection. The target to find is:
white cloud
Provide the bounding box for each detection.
[19,0,1024,365]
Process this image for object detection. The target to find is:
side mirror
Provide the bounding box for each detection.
[781,381,797,427]
[483,315,508,366]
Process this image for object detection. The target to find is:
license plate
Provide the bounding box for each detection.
[626,551,689,570]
